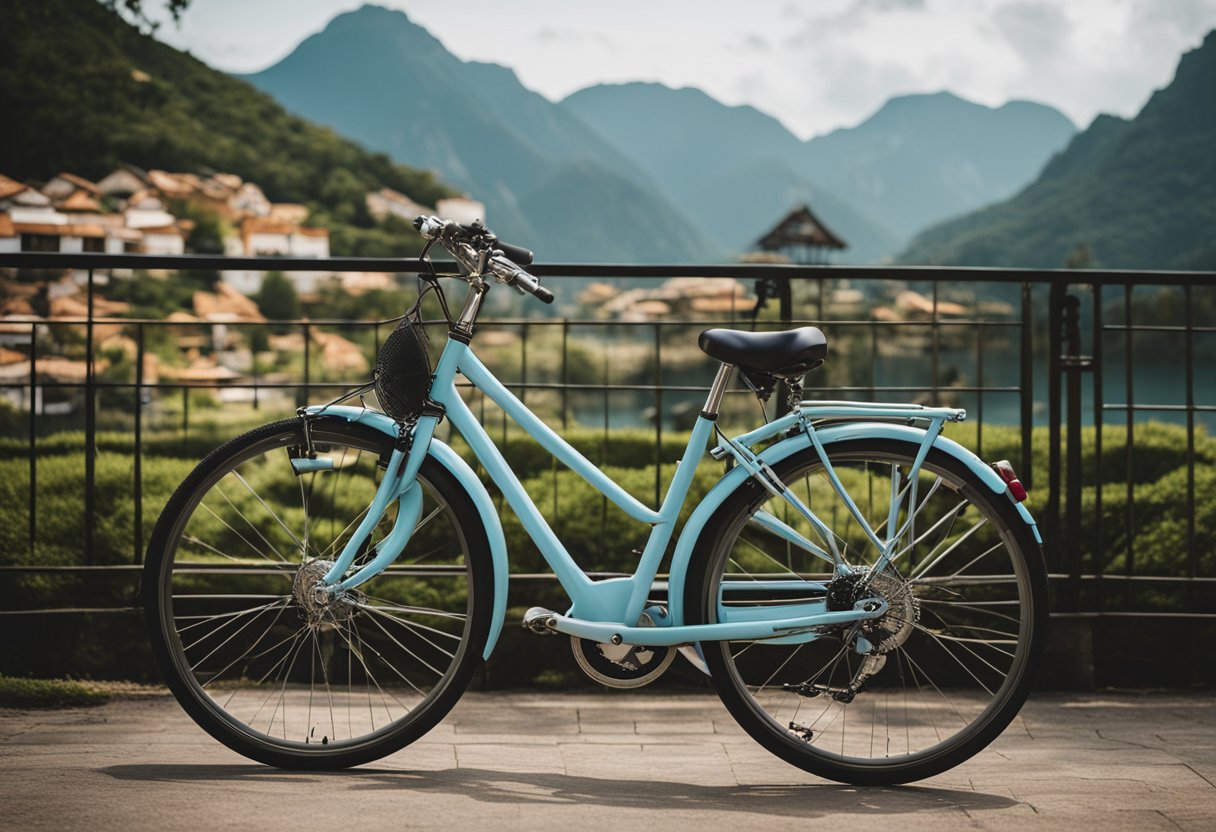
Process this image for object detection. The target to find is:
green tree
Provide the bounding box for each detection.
[256,272,301,322]
[1063,242,1097,270]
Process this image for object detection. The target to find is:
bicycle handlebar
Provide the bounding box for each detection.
[412,215,551,304]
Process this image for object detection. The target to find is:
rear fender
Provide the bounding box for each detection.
[666,421,1039,625]
[304,405,509,659]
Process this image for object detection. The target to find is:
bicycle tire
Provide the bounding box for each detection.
[684,438,1048,785]
[142,416,494,769]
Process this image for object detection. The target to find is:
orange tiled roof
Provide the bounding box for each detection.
[241,216,297,236]
[192,283,265,323]
[49,295,131,318]
[54,173,100,194]
[296,226,329,238]
[0,175,27,201]
[0,297,37,316]
[140,224,185,237]
[13,222,107,238]
[147,170,197,195]
[59,189,102,213]
[170,356,241,382]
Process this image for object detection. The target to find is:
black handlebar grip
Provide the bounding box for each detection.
[496,241,534,267]
[533,285,555,304]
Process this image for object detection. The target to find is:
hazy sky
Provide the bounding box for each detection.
[154,0,1216,138]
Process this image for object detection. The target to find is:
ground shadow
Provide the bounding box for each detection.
[100,764,1022,818]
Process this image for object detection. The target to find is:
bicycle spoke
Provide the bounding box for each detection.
[155,424,476,757]
[708,444,1037,770]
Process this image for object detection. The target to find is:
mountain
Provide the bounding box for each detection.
[899,32,1216,270]
[0,0,453,256]
[242,5,714,263]
[802,92,1077,240]
[562,84,1075,261]
[562,83,897,261]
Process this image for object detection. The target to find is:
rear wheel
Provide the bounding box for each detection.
[143,416,494,769]
[685,439,1048,785]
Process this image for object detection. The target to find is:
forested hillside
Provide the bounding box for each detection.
[0,0,454,256]
[899,31,1216,270]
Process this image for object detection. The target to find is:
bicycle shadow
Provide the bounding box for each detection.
[100,764,1023,818]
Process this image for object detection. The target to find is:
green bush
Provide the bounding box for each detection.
[0,676,110,708]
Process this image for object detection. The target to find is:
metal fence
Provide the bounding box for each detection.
[1,251,1213,621]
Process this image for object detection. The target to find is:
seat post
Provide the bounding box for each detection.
[702,363,735,419]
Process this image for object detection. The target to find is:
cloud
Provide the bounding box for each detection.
[744,33,770,51]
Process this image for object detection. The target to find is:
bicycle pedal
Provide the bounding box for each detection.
[522,607,560,635]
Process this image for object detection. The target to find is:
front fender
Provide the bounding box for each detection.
[305,405,509,659]
[666,421,1039,625]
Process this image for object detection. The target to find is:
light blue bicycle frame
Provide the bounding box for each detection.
[305,332,1038,661]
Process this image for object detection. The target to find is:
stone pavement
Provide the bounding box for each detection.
[1,691,1214,831]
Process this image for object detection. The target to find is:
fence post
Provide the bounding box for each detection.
[1019,283,1034,490]
[133,324,145,565]
[84,267,96,566]
[1061,293,1091,612]
[28,322,37,561]
[1045,282,1064,574]
[776,274,794,415]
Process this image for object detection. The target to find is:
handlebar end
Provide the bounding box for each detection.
[533,286,555,305]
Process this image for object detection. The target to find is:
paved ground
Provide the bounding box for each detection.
[2,690,1214,831]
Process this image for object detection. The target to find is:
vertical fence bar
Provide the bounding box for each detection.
[1020,283,1034,490]
[252,324,260,410]
[1092,282,1105,611]
[1063,293,1083,612]
[869,323,878,402]
[600,328,610,562]
[930,282,940,406]
[976,323,985,457]
[301,322,311,409]
[1123,286,1135,584]
[133,324,145,565]
[1184,284,1196,584]
[27,322,37,561]
[84,268,96,566]
[520,321,528,405]
[181,386,188,444]
[1045,281,1064,572]
[653,322,662,508]
[560,321,569,430]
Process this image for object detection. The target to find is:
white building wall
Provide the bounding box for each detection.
[125,208,177,229]
[0,237,19,253]
[220,271,265,296]
[436,197,486,226]
[289,233,329,258]
[143,233,185,255]
[60,236,84,253]
[248,232,290,254]
[10,206,65,225]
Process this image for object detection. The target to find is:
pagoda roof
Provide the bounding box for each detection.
[755,204,847,251]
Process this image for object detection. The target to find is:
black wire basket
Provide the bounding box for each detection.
[373,315,432,423]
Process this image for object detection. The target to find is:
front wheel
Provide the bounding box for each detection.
[685,439,1048,785]
[142,416,495,769]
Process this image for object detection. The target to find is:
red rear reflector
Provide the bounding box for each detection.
[992,460,1028,502]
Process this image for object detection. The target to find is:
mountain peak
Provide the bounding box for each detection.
[313,3,446,54]
[898,28,1216,270]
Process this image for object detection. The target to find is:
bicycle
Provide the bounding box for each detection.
[142,216,1048,785]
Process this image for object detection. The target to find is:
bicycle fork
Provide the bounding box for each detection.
[311,413,442,596]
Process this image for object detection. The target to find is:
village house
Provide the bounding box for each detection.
[366,187,433,223]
